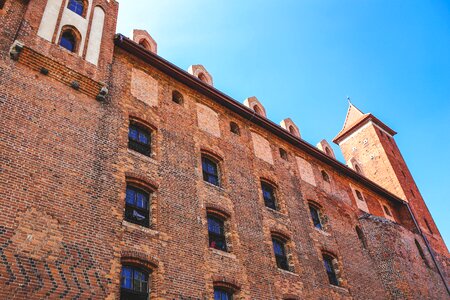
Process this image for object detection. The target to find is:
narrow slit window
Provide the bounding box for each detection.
[355,190,364,202]
[383,205,392,217]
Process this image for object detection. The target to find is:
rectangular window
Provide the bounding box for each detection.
[202,156,219,186]
[125,186,150,227]
[262,182,278,210]
[208,215,227,252]
[323,255,339,286]
[272,238,289,270]
[129,124,151,156]
[121,266,149,300]
[214,288,233,300]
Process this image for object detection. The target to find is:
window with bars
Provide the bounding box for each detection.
[121,266,149,300]
[309,205,323,230]
[323,254,339,286]
[262,182,278,211]
[202,156,220,186]
[214,288,233,300]
[128,123,151,156]
[207,215,227,252]
[67,0,85,16]
[272,238,289,270]
[125,186,150,227]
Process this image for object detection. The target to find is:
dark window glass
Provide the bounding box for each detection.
[128,124,151,156]
[121,266,149,300]
[214,288,232,300]
[272,238,289,270]
[230,122,240,135]
[321,170,330,183]
[262,182,278,210]
[207,215,227,252]
[323,255,339,286]
[279,148,288,160]
[60,31,76,52]
[172,90,183,104]
[125,186,150,227]
[309,205,322,230]
[202,156,219,186]
[355,164,362,174]
[383,205,392,217]
[0,0,5,9]
[355,190,364,201]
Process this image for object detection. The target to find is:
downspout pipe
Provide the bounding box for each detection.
[406,204,450,295]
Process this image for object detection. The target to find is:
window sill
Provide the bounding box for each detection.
[315,228,331,236]
[122,220,159,236]
[209,248,236,259]
[278,268,298,276]
[128,148,157,163]
[265,207,287,217]
[203,181,225,192]
[329,284,349,293]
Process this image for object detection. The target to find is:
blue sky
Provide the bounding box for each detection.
[117,0,450,247]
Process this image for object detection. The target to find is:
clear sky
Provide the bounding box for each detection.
[117,0,450,247]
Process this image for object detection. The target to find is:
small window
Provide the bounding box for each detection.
[410,189,415,198]
[128,123,151,156]
[253,105,262,116]
[214,288,233,300]
[325,147,332,156]
[67,0,85,16]
[309,205,323,230]
[383,205,392,217]
[125,185,150,227]
[207,214,227,252]
[288,125,296,135]
[172,90,183,105]
[261,182,278,211]
[139,39,152,50]
[230,122,240,135]
[321,170,330,183]
[272,237,289,270]
[355,190,364,202]
[202,155,220,186]
[198,73,208,83]
[355,226,367,249]
[323,254,339,286]
[354,164,362,174]
[424,219,433,234]
[60,30,77,52]
[279,148,288,160]
[121,266,149,300]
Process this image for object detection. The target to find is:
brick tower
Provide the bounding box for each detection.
[333,102,449,257]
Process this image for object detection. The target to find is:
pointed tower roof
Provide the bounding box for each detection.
[333,101,396,144]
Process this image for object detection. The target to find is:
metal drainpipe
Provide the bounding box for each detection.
[406,203,450,295]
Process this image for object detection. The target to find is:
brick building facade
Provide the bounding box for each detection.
[0,0,448,299]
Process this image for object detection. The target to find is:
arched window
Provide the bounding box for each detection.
[214,287,233,300]
[288,125,296,135]
[272,237,289,270]
[321,170,330,183]
[202,155,220,186]
[139,39,151,50]
[60,29,78,53]
[322,254,339,286]
[355,226,367,249]
[230,122,240,135]
[207,214,227,252]
[253,105,262,116]
[125,185,150,227]
[309,204,323,230]
[261,181,278,211]
[121,265,149,300]
[128,121,152,157]
[67,0,85,16]
[198,72,208,83]
[172,90,183,105]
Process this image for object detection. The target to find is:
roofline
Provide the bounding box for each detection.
[113,33,407,207]
[333,114,397,144]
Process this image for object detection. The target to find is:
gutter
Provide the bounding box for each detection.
[113,33,407,207]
